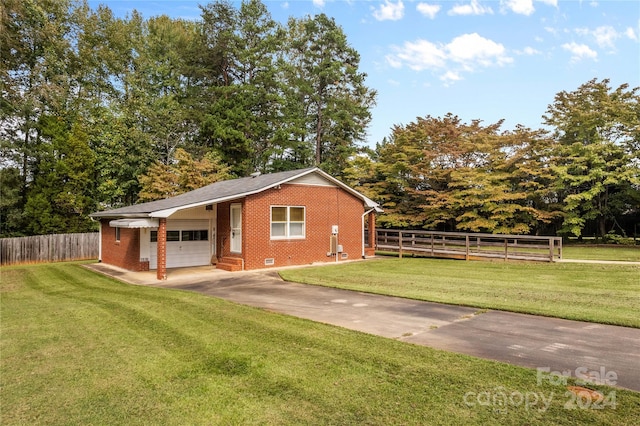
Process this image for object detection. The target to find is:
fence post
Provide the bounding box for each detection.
[558,238,563,260]
[549,238,554,262]
[430,233,434,256]
[504,238,508,260]
[398,231,403,258]
[465,235,470,261]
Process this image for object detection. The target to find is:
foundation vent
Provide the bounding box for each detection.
[264,258,275,266]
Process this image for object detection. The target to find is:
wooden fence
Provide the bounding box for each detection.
[376,229,562,262]
[0,233,99,266]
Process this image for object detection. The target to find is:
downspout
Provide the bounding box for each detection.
[97,219,102,262]
[362,208,375,258]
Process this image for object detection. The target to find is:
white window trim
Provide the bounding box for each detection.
[270,205,306,240]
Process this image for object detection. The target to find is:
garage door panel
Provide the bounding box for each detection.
[149,220,212,269]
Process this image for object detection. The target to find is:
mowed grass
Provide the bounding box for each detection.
[280,257,640,328]
[3,263,639,425]
[563,245,640,262]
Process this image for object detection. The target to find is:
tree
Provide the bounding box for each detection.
[23,120,96,234]
[372,115,560,234]
[281,14,376,176]
[0,167,24,236]
[138,148,231,201]
[543,78,640,237]
[197,0,284,176]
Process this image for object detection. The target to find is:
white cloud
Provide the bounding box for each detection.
[416,3,441,19]
[592,26,619,49]
[440,71,463,85]
[312,0,325,7]
[625,27,638,41]
[562,42,597,62]
[281,2,289,9]
[386,33,512,84]
[502,0,535,16]
[373,0,405,21]
[446,33,513,67]
[516,46,541,55]
[448,0,493,16]
[575,26,620,50]
[387,39,446,70]
[501,0,555,15]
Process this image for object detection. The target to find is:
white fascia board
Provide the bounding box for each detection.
[109,218,159,228]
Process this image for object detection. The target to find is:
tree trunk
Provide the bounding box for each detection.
[598,216,607,239]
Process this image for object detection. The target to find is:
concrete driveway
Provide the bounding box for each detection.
[88,263,640,392]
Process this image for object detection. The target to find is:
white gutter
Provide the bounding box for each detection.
[98,220,102,262]
[361,208,375,258]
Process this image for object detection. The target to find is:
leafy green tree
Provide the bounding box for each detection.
[281,14,376,176]
[0,167,25,236]
[372,115,560,234]
[544,78,640,237]
[198,0,284,176]
[23,119,96,234]
[1,0,75,186]
[130,15,200,164]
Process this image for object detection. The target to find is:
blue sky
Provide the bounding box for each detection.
[90,0,640,147]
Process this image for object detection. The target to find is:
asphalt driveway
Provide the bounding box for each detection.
[88,263,640,392]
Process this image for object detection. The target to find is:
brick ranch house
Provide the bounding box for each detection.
[90,167,381,280]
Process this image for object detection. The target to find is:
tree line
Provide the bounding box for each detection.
[1,0,638,240]
[1,0,375,236]
[346,78,639,240]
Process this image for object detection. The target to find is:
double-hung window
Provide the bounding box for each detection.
[271,206,305,239]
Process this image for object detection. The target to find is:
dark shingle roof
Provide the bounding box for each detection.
[91,167,324,218]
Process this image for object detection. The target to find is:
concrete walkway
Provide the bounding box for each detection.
[87,262,640,392]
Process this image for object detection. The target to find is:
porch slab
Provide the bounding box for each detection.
[87,263,230,286]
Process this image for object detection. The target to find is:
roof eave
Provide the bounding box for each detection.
[91,167,382,218]
[150,167,326,217]
[89,212,152,219]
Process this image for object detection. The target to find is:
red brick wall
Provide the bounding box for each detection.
[242,184,365,270]
[100,220,145,271]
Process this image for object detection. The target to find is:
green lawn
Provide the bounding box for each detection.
[563,245,640,262]
[280,258,640,328]
[3,262,638,425]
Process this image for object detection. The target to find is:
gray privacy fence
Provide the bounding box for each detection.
[0,233,99,266]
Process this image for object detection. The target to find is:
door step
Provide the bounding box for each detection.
[216,257,243,272]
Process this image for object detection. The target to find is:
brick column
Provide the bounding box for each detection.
[157,218,167,280]
[366,212,376,256]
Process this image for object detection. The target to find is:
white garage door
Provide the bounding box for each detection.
[150,220,212,269]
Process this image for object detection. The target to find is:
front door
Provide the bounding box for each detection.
[230,203,242,253]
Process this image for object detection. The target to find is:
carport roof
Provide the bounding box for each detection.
[90,167,381,219]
